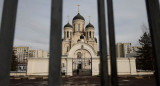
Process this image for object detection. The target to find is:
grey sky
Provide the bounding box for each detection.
[0,0,157,51]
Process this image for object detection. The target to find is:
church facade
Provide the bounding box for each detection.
[61,12,100,76]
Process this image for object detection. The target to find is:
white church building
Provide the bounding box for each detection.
[61,11,99,75]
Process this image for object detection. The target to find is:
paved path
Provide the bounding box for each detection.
[10,76,156,86]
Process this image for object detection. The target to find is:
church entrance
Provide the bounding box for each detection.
[72,58,92,76]
[78,63,82,69]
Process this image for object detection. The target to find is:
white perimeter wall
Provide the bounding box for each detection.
[27,58,49,75]
[27,57,152,76]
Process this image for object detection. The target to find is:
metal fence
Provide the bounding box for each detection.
[0,0,160,86]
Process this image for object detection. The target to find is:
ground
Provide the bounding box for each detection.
[10,76,156,86]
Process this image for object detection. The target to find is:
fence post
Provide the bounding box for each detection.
[107,0,118,86]
[0,0,18,86]
[145,0,160,86]
[48,0,63,86]
[97,0,109,86]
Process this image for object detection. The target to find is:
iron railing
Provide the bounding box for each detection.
[0,0,160,86]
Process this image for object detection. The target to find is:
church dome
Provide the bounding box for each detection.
[73,13,85,21]
[86,23,94,28]
[64,23,72,28]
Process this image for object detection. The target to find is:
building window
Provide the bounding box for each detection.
[64,31,66,39]
[67,46,69,52]
[62,63,65,67]
[77,52,82,59]
[88,60,91,65]
[82,24,84,31]
[78,24,80,32]
[70,32,71,38]
[90,31,91,37]
[67,31,69,38]
[74,24,75,31]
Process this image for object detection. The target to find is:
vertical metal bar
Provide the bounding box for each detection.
[0,0,18,86]
[97,0,109,86]
[107,0,118,86]
[91,57,92,76]
[48,0,63,86]
[145,0,160,86]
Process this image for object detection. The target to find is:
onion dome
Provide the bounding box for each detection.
[73,13,85,21]
[64,23,72,28]
[86,23,94,28]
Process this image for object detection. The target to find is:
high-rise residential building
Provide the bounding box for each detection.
[13,47,30,63]
[116,43,132,57]
[13,47,48,63]
[29,50,48,58]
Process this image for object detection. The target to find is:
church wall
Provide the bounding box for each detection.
[87,41,97,53]
[62,41,70,55]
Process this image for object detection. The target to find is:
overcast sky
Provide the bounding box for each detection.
[0,0,157,51]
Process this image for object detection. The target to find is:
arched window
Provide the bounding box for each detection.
[74,24,75,31]
[64,31,66,39]
[77,52,82,59]
[93,32,94,38]
[82,24,84,31]
[67,46,69,52]
[88,60,91,65]
[90,31,91,38]
[67,31,69,38]
[78,24,80,31]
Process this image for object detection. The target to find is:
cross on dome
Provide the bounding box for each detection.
[77,4,80,13]
[89,16,91,23]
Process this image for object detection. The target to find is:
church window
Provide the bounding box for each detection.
[90,31,91,37]
[64,32,66,39]
[82,24,84,31]
[78,24,80,31]
[74,24,75,31]
[88,60,91,65]
[77,52,82,59]
[93,32,94,38]
[67,31,69,38]
[67,46,69,52]
[62,63,65,67]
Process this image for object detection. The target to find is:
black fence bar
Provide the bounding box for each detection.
[97,0,109,86]
[145,0,160,86]
[0,0,18,86]
[48,0,63,86]
[107,0,118,86]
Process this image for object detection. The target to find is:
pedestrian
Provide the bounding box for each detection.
[77,69,79,75]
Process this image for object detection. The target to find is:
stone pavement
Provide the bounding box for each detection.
[10,76,156,86]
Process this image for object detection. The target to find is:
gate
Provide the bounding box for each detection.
[72,58,92,76]
[0,0,160,86]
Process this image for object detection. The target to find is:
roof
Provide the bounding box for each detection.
[73,13,85,21]
[86,23,94,28]
[64,23,72,28]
